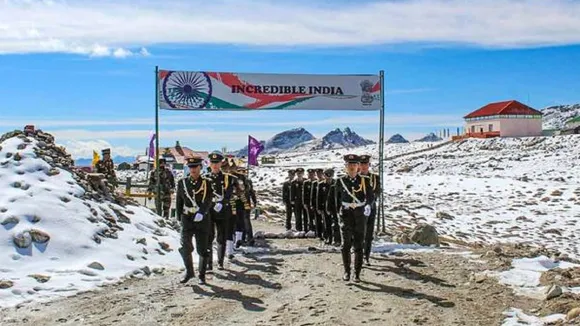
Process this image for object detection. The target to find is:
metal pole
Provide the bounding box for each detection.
[378,70,385,233]
[144,147,151,207]
[154,66,161,215]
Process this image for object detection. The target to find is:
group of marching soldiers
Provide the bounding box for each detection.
[283,154,380,282]
[172,152,257,285]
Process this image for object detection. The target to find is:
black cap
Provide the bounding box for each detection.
[307,168,315,173]
[186,156,203,167]
[359,155,371,163]
[343,154,359,163]
[159,158,166,164]
[102,148,111,155]
[295,167,304,173]
[324,169,334,177]
[316,168,324,173]
[208,152,224,163]
[288,169,296,174]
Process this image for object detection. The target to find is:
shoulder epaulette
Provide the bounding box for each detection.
[360,174,370,179]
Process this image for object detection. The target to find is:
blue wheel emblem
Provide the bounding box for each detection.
[162,71,212,109]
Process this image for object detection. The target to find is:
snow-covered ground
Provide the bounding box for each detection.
[252,135,580,259]
[0,135,183,308]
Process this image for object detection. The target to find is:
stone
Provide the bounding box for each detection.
[394,233,413,245]
[409,224,439,246]
[0,280,14,289]
[545,284,563,300]
[13,152,22,161]
[1,216,19,226]
[567,307,580,320]
[158,242,171,252]
[47,168,60,176]
[28,274,51,283]
[436,211,454,220]
[551,190,563,196]
[136,238,147,246]
[126,254,135,261]
[29,229,51,243]
[13,232,32,248]
[87,262,105,270]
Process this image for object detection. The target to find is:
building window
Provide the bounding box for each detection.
[489,124,493,132]
[471,126,475,133]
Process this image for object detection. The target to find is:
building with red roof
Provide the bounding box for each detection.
[462,100,543,138]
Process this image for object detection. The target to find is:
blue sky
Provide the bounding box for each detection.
[1,0,580,159]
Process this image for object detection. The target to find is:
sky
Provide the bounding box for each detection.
[1,0,580,159]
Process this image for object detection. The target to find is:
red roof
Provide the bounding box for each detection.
[464,100,542,119]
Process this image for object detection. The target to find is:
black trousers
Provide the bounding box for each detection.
[364,206,377,260]
[242,209,254,242]
[294,201,306,232]
[340,207,368,276]
[323,211,333,243]
[306,206,316,232]
[235,201,245,233]
[208,206,231,265]
[155,196,172,218]
[285,203,294,230]
[315,210,324,239]
[179,213,210,277]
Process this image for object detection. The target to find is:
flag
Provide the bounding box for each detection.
[92,150,100,167]
[148,133,156,168]
[248,135,264,166]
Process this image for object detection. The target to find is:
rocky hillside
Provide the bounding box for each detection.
[0,130,181,308]
[542,104,580,130]
[386,134,409,144]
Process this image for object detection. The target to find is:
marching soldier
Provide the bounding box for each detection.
[325,169,342,246]
[236,167,257,247]
[148,158,175,218]
[282,169,296,231]
[316,168,330,243]
[303,169,317,234]
[359,154,381,266]
[291,168,306,231]
[337,154,374,283]
[224,159,244,260]
[314,168,326,241]
[95,148,117,190]
[205,152,236,270]
[176,156,213,285]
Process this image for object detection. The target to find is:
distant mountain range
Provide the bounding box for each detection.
[416,132,443,142]
[386,134,409,144]
[542,104,580,130]
[75,155,135,167]
[232,127,374,156]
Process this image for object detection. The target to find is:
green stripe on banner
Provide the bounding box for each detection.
[206,97,244,109]
[270,96,315,110]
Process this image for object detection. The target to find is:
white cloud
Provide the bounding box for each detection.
[58,139,142,159]
[1,0,580,57]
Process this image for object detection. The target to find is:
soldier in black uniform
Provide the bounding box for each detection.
[282,169,296,231]
[236,167,257,247]
[337,154,374,283]
[205,152,236,270]
[176,157,213,285]
[303,169,317,233]
[291,168,306,231]
[324,169,341,246]
[359,154,381,266]
[316,168,330,243]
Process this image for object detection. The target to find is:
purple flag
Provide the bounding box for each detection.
[148,133,156,158]
[248,135,264,166]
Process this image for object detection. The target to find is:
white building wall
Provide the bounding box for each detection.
[498,118,542,137]
[465,119,501,134]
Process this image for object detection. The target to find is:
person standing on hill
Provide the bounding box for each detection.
[291,168,306,232]
[95,148,117,190]
[359,154,381,266]
[282,169,296,231]
[325,169,341,246]
[148,158,175,218]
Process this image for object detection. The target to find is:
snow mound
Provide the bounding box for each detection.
[0,132,182,308]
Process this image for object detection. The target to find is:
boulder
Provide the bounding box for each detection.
[409,224,440,246]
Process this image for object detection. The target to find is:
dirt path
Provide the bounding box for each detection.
[1,220,537,326]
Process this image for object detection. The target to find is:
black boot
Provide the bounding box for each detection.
[354,251,363,283]
[198,256,208,285]
[342,250,351,282]
[178,248,194,284]
[217,244,225,270]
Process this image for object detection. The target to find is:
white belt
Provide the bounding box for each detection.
[342,201,365,209]
[184,206,199,215]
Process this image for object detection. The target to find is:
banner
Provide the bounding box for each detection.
[157,70,381,111]
[248,135,264,166]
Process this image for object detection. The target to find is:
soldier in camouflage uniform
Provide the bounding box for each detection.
[148,158,176,218]
[95,148,117,190]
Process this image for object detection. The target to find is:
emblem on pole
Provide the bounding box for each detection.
[360,80,374,106]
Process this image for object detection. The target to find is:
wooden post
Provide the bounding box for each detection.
[125,177,132,196]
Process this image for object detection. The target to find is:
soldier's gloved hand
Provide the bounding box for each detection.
[193,213,204,222]
[364,205,371,217]
[214,202,223,212]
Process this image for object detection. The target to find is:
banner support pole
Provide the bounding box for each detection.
[378,70,385,233]
[154,66,161,215]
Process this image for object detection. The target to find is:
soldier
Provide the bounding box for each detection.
[176,156,213,285]
[316,168,330,243]
[205,152,236,270]
[148,158,175,219]
[324,169,341,246]
[337,154,374,283]
[95,148,117,190]
[224,159,244,260]
[302,169,317,234]
[282,169,296,231]
[359,154,381,266]
[291,168,306,231]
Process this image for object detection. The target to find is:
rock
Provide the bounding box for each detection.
[87,262,105,270]
[13,232,32,248]
[394,233,412,244]
[17,143,27,150]
[545,284,563,300]
[409,224,439,246]
[1,216,19,226]
[141,266,152,276]
[28,215,41,223]
[47,168,60,176]
[158,242,171,252]
[13,152,22,161]
[567,307,580,320]
[30,229,51,243]
[12,181,22,188]
[0,280,14,289]
[436,211,454,220]
[397,165,412,173]
[551,190,563,196]
[28,274,51,283]
[136,238,147,246]
[127,254,135,261]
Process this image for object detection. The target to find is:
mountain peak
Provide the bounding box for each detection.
[314,127,375,150]
[416,132,443,142]
[386,134,409,144]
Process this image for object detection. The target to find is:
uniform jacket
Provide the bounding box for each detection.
[148,167,175,197]
[176,175,213,220]
[335,174,374,213]
[291,179,304,205]
[95,159,117,182]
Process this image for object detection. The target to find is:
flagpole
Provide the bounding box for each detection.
[144,146,151,206]
[378,70,385,233]
[154,66,161,214]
